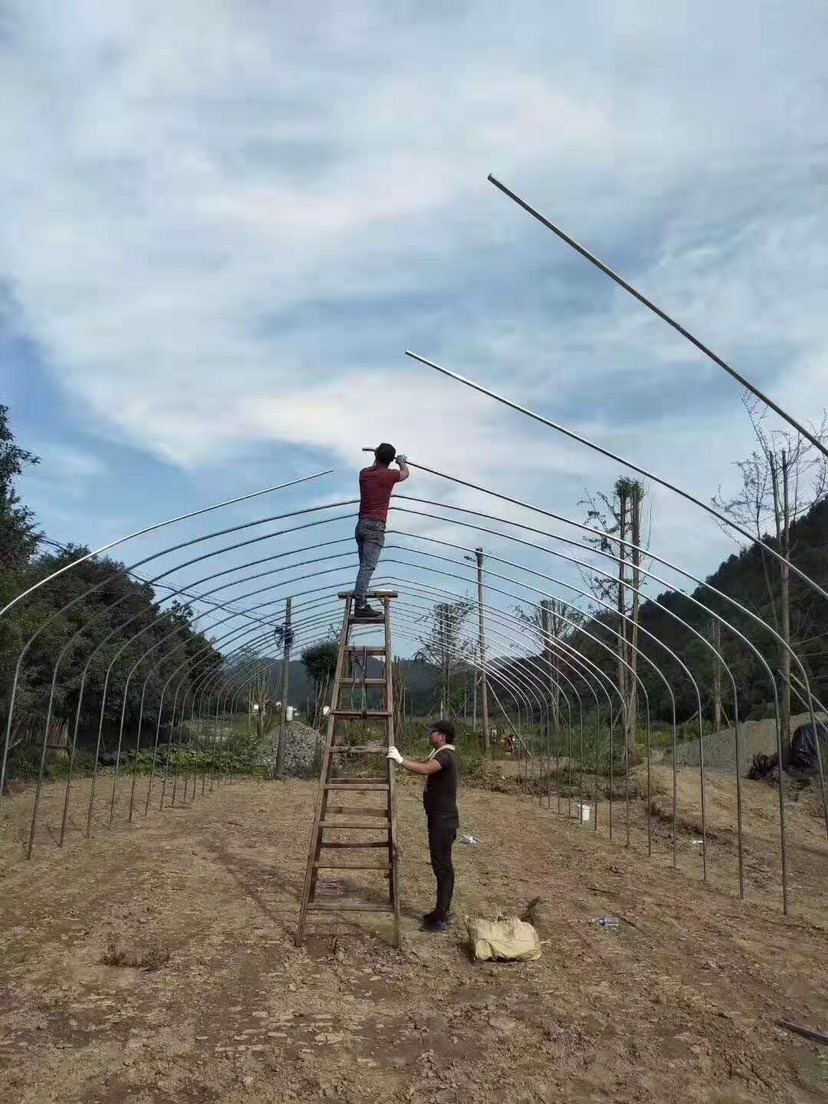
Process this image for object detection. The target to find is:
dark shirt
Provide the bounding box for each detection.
[359,465,401,523]
[423,748,458,821]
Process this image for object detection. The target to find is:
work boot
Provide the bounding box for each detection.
[353,602,383,619]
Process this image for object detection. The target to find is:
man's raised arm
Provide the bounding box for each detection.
[395,453,410,483]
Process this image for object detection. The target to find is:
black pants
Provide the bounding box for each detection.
[427,817,457,919]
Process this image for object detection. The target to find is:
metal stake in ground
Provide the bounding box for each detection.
[276,596,292,779]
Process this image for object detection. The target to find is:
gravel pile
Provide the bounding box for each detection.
[671,710,826,774]
[261,718,323,777]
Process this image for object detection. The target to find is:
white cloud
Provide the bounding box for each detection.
[2,0,828,593]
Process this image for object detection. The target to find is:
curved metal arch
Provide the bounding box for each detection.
[160,585,640,857]
[0,470,334,620]
[151,606,543,800]
[93,582,545,833]
[371,572,657,851]
[1,500,361,796]
[393,486,827,859]
[405,353,828,604]
[39,528,676,865]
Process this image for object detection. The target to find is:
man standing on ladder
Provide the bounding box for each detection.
[387,720,458,932]
[353,443,409,618]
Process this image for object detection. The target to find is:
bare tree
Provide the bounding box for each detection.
[515,599,583,732]
[250,663,279,744]
[713,397,828,742]
[416,600,474,719]
[580,477,650,765]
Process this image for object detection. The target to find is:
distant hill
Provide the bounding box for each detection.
[562,493,828,722]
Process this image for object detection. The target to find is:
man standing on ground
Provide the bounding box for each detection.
[387,721,458,932]
[353,443,409,618]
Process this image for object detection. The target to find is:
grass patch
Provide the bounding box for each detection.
[102,937,170,971]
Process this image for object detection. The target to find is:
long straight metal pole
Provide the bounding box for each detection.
[476,548,490,753]
[276,596,292,779]
[486,174,828,461]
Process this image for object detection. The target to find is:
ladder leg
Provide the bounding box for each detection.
[296,602,352,947]
[384,597,402,949]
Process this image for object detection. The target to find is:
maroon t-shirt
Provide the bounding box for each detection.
[359,465,402,522]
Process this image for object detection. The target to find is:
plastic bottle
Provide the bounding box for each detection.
[595,916,620,929]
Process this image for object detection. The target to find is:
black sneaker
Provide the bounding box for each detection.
[353,603,383,619]
[420,916,450,933]
[421,909,452,923]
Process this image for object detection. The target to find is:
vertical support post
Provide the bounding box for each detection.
[476,548,490,753]
[276,597,292,780]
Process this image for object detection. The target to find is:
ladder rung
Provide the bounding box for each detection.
[326,806,389,817]
[319,841,388,849]
[333,709,391,719]
[337,591,398,599]
[344,646,387,656]
[339,678,387,686]
[307,901,395,912]
[324,782,389,791]
[313,862,391,870]
[329,745,387,755]
[318,821,390,830]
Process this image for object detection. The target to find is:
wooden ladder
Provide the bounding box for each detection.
[295,591,401,948]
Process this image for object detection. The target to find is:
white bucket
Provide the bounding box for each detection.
[286,706,295,722]
[576,802,591,823]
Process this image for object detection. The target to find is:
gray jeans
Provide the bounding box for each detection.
[354,517,385,603]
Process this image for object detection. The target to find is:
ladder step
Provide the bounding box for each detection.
[319,841,388,849]
[333,709,391,719]
[307,901,395,912]
[339,678,387,686]
[329,745,388,755]
[318,821,390,830]
[344,646,387,656]
[313,862,391,870]
[324,782,390,791]
[337,591,398,600]
[326,806,389,818]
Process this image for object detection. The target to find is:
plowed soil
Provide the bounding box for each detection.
[1,772,827,1103]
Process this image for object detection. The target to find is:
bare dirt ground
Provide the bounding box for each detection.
[1,772,827,1104]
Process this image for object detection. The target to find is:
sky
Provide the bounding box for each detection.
[2,0,828,662]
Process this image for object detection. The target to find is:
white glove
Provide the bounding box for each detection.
[387,747,404,765]
[395,453,407,466]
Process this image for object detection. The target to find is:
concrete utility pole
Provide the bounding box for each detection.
[476,548,490,753]
[276,597,292,779]
[540,600,560,732]
[711,617,722,734]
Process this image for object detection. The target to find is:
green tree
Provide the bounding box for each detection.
[301,641,338,724]
[0,403,40,571]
